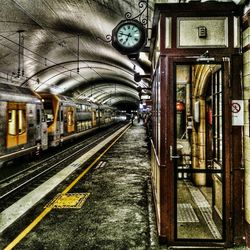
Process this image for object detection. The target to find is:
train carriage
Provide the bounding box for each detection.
[39,92,119,147]
[99,105,118,126]
[0,83,48,166]
[0,85,120,166]
[39,93,93,146]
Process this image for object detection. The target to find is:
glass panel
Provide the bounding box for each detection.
[213,69,223,166]
[153,75,157,146]
[43,98,54,125]
[177,176,223,239]
[40,109,45,122]
[68,111,73,126]
[175,64,223,240]
[157,66,161,158]
[152,61,161,158]
[8,110,17,135]
[18,109,26,134]
[36,109,40,124]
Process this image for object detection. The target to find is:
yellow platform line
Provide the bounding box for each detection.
[4,125,130,250]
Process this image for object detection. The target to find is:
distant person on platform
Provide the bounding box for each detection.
[144,112,152,138]
[131,113,134,125]
[137,113,141,123]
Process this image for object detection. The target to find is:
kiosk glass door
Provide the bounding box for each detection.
[174,63,225,240]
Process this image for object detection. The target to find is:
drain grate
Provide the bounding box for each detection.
[45,193,90,209]
[177,203,199,223]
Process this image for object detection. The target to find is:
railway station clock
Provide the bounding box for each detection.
[112,19,146,55]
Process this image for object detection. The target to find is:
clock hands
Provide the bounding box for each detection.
[119,32,132,37]
[125,33,132,42]
[118,32,132,45]
[125,36,129,44]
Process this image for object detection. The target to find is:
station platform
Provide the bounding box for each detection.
[1,122,159,249]
[1,122,248,250]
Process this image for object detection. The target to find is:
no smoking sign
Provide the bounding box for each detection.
[232,102,241,113]
[232,100,244,126]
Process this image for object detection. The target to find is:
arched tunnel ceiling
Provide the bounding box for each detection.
[0,0,248,110]
[0,0,155,109]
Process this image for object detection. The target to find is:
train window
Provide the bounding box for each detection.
[18,109,26,134]
[67,110,73,126]
[8,111,12,122]
[76,104,81,112]
[77,122,81,132]
[8,110,17,135]
[60,110,63,121]
[46,112,54,123]
[41,109,46,122]
[43,99,54,124]
[36,109,40,124]
[43,99,52,110]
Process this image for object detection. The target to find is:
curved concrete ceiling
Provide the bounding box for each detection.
[0,0,247,110]
[0,0,154,110]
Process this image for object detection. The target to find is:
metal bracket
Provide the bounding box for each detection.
[97,0,149,45]
[170,146,180,161]
[125,0,148,27]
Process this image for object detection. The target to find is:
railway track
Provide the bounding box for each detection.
[0,122,128,212]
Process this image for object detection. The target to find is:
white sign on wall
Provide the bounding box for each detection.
[232,100,244,126]
[194,101,200,123]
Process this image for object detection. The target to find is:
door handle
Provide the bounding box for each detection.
[170,145,180,161]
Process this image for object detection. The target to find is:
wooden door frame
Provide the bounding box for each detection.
[161,55,234,247]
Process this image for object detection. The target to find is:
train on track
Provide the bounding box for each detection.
[0,83,120,166]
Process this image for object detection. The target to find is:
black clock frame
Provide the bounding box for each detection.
[112,19,146,55]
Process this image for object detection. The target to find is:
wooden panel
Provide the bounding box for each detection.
[222,59,233,246]
[231,54,245,244]
[177,17,228,48]
[150,2,243,246]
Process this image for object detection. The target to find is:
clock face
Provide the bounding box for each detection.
[117,24,142,48]
[112,20,146,55]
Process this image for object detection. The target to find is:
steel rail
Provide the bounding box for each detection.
[0,123,125,201]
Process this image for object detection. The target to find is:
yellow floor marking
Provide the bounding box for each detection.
[4,207,52,250]
[62,125,130,194]
[44,193,90,209]
[4,125,130,250]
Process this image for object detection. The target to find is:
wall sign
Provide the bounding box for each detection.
[194,100,200,123]
[232,100,244,126]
